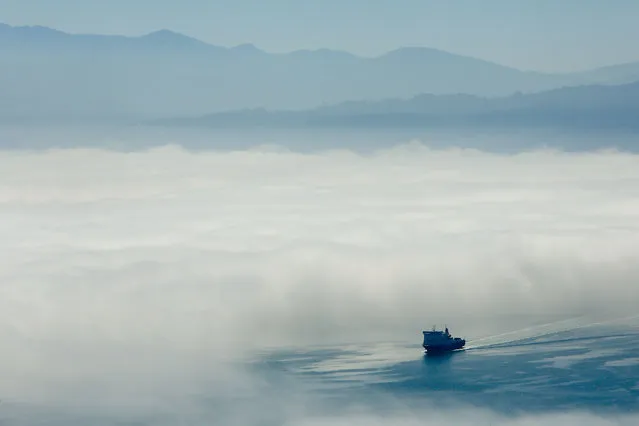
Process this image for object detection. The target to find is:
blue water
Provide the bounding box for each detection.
[244,324,639,423]
[1,325,637,425]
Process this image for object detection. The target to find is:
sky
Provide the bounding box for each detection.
[1,0,639,72]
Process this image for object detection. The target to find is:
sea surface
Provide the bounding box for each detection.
[2,322,638,425]
[2,124,639,153]
[241,322,639,423]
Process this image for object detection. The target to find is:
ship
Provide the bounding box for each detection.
[422,326,466,353]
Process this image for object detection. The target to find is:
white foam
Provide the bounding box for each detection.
[534,349,622,369]
[604,357,639,367]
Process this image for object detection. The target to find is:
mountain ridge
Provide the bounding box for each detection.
[5,21,636,72]
[154,80,639,131]
[2,22,639,120]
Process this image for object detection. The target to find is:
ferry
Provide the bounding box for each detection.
[422,326,466,353]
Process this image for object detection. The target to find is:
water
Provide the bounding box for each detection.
[1,124,638,154]
[2,323,637,425]
[248,324,639,418]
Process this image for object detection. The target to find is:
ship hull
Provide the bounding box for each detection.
[423,339,466,353]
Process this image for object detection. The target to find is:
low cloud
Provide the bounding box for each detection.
[1,142,638,421]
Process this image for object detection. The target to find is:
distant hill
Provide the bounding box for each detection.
[156,81,639,131]
[1,22,639,121]
[574,61,639,87]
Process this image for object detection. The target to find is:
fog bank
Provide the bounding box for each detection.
[1,142,638,419]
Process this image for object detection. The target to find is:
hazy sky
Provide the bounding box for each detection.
[1,0,638,72]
